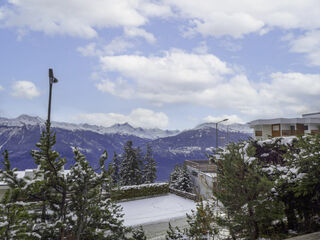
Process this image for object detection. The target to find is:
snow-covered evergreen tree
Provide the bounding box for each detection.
[66,149,128,239]
[0,150,38,240]
[169,165,193,193]
[119,141,142,186]
[143,144,157,184]
[212,142,285,240]
[132,226,147,240]
[280,134,320,232]
[135,146,144,185]
[111,152,120,185]
[166,201,216,240]
[0,124,145,239]
[26,121,68,239]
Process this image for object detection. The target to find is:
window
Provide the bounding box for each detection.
[290,126,295,131]
[304,125,309,130]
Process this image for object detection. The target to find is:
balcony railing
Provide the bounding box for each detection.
[185,160,216,173]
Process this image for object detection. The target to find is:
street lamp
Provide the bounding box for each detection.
[215,118,228,150]
[47,68,58,124]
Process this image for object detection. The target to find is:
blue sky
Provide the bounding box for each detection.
[0,0,320,130]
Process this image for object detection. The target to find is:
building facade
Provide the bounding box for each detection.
[249,112,320,140]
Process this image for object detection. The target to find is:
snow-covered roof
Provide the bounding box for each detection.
[249,117,320,127]
[119,193,196,227]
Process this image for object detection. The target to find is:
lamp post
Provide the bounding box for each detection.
[215,118,228,151]
[47,68,58,124]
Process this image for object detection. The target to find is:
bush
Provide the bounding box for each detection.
[110,182,169,201]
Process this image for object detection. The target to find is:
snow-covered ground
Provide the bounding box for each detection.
[120,194,197,239]
[120,193,196,227]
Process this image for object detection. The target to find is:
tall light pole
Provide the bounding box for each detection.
[48,68,58,124]
[215,118,228,151]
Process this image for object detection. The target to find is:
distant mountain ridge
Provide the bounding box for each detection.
[0,115,180,140]
[0,115,252,180]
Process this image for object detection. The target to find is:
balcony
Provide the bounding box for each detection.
[185,160,216,173]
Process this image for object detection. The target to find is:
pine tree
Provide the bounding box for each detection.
[119,141,142,186]
[281,134,320,232]
[212,142,284,240]
[132,226,147,240]
[169,165,193,193]
[166,201,217,240]
[26,121,68,239]
[135,146,144,185]
[66,149,129,239]
[0,150,39,240]
[186,201,216,239]
[111,152,120,185]
[143,144,157,184]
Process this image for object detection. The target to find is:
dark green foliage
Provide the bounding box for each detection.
[166,223,187,240]
[111,183,169,201]
[186,201,216,239]
[166,201,216,240]
[66,149,128,239]
[0,151,38,240]
[132,226,147,240]
[280,134,320,232]
[0,121,135,240]
[169,165,193,193]
[212,142,285,240]
[143,144,157,184]
[111,152,120,185]
[119,141,143,186]
[26,121,68,238]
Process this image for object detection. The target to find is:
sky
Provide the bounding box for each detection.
[0,0,320,130]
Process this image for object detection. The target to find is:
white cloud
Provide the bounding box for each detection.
[192,41,208,54]
[103,38,134,55]
[166,0,320,38]
[124,27,156,43]
[11,81,40,99]
[204,114,245,124]
[72,108,169,129]
[0,85,3,91]
[288,30,320,66]
[77,42,99,57]
[98,49,232,103]
[96,49,320,119]
[0,0,171,38]
[77,39,134,57]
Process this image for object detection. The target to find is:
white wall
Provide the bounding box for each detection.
[187,165,215,200]
[262,125,272,140]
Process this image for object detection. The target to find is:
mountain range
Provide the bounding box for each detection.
[0,115,253,180]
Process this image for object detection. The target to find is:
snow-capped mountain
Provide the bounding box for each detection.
[0,115,252,180]
[0,115,179,140]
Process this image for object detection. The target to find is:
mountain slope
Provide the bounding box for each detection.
[149,125,252,179]
[0,115,252,180]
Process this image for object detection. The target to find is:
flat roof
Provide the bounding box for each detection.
[249,117,320,126]
[302,112,320,117]
[119,193,196,226]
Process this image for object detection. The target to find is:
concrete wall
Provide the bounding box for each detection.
[187,165,215,200]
